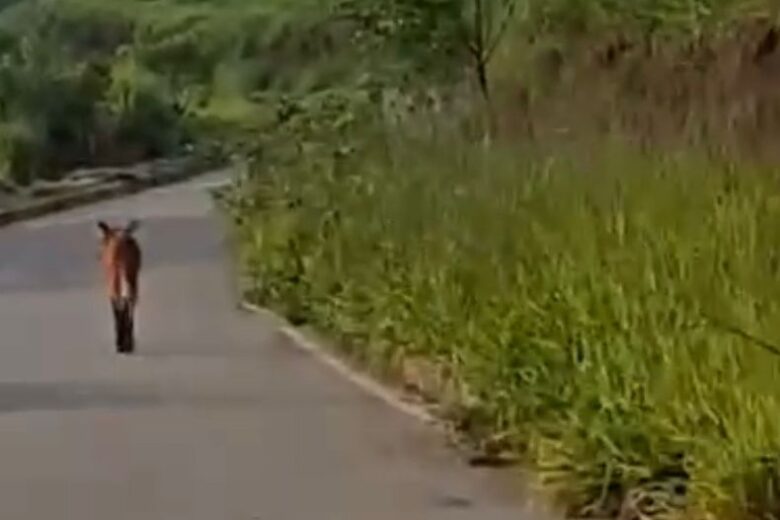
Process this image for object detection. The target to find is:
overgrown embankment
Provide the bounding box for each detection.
[220,1,780,519]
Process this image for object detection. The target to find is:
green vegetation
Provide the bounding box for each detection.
[222,1,780,519]
[233,134,780,519]
[0,0,344,184]
[8,0,780,518]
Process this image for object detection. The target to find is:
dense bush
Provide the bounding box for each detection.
[0,0,340,184]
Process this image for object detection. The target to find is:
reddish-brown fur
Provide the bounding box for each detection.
[98,220,142,353]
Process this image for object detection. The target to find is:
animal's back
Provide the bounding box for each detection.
[119,235,141,302]
[103,235,142,303]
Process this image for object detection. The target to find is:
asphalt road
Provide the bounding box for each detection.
[0,172,548,520]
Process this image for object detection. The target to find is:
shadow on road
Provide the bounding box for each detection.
[0,382,163,413]
[0,380,284,414]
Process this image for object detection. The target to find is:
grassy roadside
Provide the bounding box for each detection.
[219,2,780,519]
[228,128,780,519]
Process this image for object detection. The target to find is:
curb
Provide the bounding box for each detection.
[239,301,440,427]
[238,303,551,517]
[239,300,527,471]
[0,161,218,229]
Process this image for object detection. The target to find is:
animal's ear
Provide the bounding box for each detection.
[125,219,140,235]
[97,221,111,237]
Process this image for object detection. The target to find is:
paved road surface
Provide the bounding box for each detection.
[0,172,547,520]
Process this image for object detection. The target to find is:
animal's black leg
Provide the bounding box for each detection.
[124,306,135,354]
[112,300,125,352]
[115,299,134,354]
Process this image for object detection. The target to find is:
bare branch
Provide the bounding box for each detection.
[484,0,517,61]
[473,0,485,58]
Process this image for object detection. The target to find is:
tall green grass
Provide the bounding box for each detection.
[232,130,780,518]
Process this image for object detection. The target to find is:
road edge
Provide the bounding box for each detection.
[239,301,440,427]
[0,160,220,229]
[213,181,528,469]
[238,301,551,516]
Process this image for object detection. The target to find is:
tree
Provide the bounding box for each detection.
[460,0,518,103]
[334,0,463,83]
[334,0,517,138]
